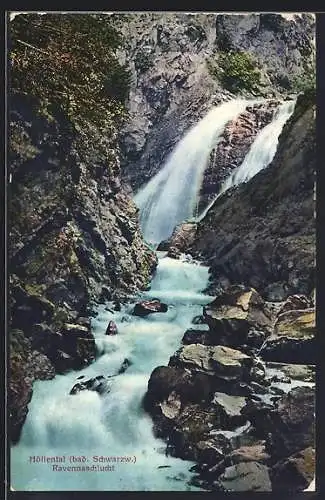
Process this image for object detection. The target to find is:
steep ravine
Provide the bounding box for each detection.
[8,12,315,494]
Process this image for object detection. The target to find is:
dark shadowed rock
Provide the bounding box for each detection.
[260,336,315,364]
[105,320,118,335]
[270,447,315,492]
[277,294,313,315]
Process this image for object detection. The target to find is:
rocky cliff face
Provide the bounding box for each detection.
[186,91,315,301]
[8,15,157,442]
[114,12,314,197]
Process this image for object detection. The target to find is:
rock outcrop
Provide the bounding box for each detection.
[143,285,315,491]
[115,13,315,205]
[186,91,315,301]
[8,14,157,443]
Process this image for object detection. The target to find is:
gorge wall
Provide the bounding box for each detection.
[8,14,157,442]
[167,90,315,301]
[115,12,315,201]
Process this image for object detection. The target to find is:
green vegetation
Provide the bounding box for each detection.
[208,50,262,94]
[9,13,131,128]
[289,61,316,98]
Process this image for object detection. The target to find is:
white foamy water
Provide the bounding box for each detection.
[134,99,250,246]
[11,255,212,491]
[198,99,296,221]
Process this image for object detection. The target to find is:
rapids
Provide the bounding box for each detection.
[11,254,212,491]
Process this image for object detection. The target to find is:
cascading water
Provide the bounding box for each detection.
[11,253,213,491]
[197,99,296,221]
[134,99,250,246]
[10,95,313,493]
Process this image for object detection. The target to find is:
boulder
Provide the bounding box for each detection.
[260,336,315,364]
[192,315,207,325]
[265,362,315,383]
[266,386,315,460]
[53,350,76,373]
[169,344,252,381]
[117,358,132,374]
[226,441,270,465]
[133,299,168,317]
[277,295,313,316]
[105,320,118,335]
[211,392,247,429]
[182,328,208,345]
[203,285,272,349]
[70,375,111,396]
[243,386,314,461]
[218,461,272,491]
[62,323,90,338]
[274,308,315,338]
[260,309,316,364]
[271,447,315,492]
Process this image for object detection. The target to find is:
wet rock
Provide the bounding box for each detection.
[218,461,272,491]
[243,386,314,461]
[249,359,266,384]
[249,382,269,395]
[271,447,315,492]
[181,328,208,345]
[192,315,206,325]
[164,223,197,257]
[226,441,270,465]
[266,386,315,460]
[117,358,132,374]
[133,299,168,317]
[269,374,291,384]
[53,350,76,373]
[196,440,225,466]
[105,320,118,336]
[70,375,111,396]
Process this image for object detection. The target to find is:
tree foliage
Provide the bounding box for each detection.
[9,13,131,128]
[208,50,262,94]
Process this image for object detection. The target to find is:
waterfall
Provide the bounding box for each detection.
[134,99,250,246]
[197,99,296,221]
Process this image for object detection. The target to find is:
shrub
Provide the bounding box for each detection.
[289,64,316,97]
[208,50,262,94]
[9,13,131,128]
